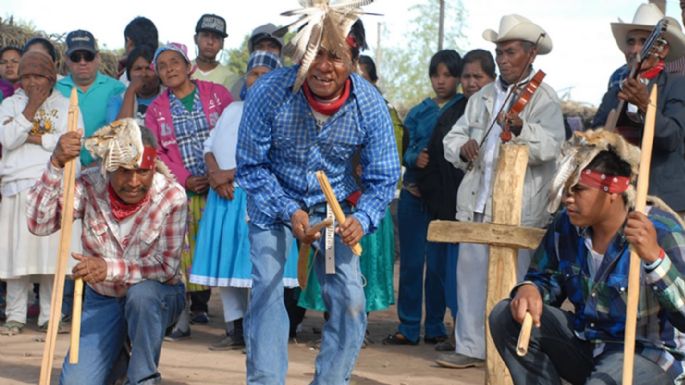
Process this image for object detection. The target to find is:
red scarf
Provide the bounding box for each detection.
[640,60,665,80]
[108,184,151,221]
[303,78,351,116]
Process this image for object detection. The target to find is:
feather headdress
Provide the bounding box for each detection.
[547,129,640,214]
[84,118,173,179]
[279,0,377,91]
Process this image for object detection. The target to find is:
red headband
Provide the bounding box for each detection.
[578,169,630,194]
[346,35,358,49]
[139,147,157,170]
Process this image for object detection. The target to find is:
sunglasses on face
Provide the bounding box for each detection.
[69,51,95,63]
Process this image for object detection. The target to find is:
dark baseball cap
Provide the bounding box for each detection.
[65,29,97,56]
[195,14,228,38]
[248,23,284,53]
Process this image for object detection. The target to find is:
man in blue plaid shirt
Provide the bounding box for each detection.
[236,14,399,385]
[489,130,685,384]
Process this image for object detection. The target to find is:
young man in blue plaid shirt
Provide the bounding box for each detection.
[236,8,400,384]
[489,130,685,384]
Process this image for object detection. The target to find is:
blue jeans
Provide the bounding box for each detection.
[59,280,185,385]
[489,300,671,384]
[245,221,366,385]
[396,189,447,342]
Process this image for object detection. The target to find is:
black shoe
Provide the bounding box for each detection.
[382,332,418,345]
[424,335,448,344]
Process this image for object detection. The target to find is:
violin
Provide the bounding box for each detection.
[500,70,546,142]
[604,18,668,133]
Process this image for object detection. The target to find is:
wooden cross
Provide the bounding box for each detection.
[427,143,546,385]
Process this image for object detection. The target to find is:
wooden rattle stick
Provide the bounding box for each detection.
[622,85,658,385]
[296,218,333,289]
[516,312,533,357]
[315,171,362,256]
[39,88,79,384]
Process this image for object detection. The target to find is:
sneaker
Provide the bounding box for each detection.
[434,340,456,352]
[164,328,191,342]
[190,312,209,324]
[435,353,485,369]
[208,335,245,351]
[38,321,69,334]
[0,320,25,336]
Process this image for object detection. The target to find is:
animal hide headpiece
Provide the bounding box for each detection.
[279,0,376,91]
[84,118,171,179]
[547,129,640,213]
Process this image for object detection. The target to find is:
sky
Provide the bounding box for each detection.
[1,0,683,106]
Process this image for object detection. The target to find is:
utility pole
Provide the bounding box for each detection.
[438,0,445,50]
[376,22,383,87]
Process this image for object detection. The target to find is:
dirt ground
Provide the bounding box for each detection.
[0,263,484,385]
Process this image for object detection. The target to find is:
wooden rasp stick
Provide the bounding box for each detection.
[296,218,333,289]
[39,88,79,384]
[622,85,657,385]
[516,312,533,356]
[315,171,362,256]
[69,277,84,363]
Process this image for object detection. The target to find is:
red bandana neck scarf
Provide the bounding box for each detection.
[303,78,351,116]
[108,184,151,221]
[640,60,665,80]
[578,169,631,194]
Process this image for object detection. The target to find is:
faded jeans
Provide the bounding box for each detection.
[489,299,671,385]
[59,280,184,385]
[245,220,366,385]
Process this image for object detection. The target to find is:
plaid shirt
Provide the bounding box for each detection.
[236,66,400,234]
[170,92,210,177]
[523,208,685,380]
[26,163,188,297]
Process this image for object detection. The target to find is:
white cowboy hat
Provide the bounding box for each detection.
[611,3,685,60]
[482,14,552,55]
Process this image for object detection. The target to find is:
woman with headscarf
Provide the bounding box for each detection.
[0,52,83,335]
[189,51,299,350]
[145,42,233,340]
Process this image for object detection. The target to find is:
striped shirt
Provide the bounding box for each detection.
[26,163,188,297]
[522,207,685,381]
[236,66,400,234]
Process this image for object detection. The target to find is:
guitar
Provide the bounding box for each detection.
[604,18,669,132]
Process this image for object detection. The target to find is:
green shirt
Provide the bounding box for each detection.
[56,72,125,166]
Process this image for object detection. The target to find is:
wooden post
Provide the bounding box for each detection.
[622,85,657,385]
[485,143,529,385]
[427,143,534,385]
[39,88,79,385]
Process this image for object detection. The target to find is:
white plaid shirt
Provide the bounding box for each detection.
[27,163,188,297]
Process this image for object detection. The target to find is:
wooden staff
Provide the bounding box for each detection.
[622,85,657,385]
[315,171,362,256]
[39,88,79,385]
[296,218,333,288]
[516,312,533,356]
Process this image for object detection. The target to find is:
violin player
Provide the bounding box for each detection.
[591,3,685,216]
[438,14,565,369]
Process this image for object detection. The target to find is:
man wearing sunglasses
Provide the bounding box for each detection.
[56,29,125,168]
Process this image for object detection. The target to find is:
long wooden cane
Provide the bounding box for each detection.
[315,171,362,256]
[622,85,657,385]
[38,88,79,385]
